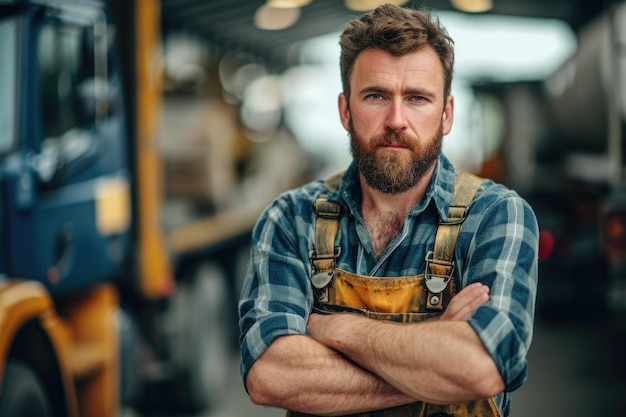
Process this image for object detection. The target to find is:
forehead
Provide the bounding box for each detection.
[350,47,445,93]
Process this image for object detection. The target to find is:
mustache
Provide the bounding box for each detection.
[371,130,418,150]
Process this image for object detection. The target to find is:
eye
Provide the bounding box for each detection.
[366,93,384,100]
[410,95,425,102]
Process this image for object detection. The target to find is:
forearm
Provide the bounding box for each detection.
[246,334,415,415]
[309,314,504,404]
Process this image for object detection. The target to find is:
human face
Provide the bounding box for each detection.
[338,47,454,194]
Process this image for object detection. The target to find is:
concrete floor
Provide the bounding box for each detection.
[510,319,626,417]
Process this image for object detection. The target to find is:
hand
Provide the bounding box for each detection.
[440,282,490,321]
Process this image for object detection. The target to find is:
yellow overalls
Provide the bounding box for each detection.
[289,172,502,417]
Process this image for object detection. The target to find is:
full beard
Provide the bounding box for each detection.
[350,124,443,195]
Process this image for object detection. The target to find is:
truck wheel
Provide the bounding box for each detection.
[0,361,52,417]
[177,261,232,412]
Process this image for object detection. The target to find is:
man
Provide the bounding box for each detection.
[239,4,538,417]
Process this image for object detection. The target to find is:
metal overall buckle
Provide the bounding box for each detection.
[309,247,341,289]
[424,251,454,294]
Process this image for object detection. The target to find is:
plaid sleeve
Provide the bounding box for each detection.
[238,195,314,388]
[465,194,539,391]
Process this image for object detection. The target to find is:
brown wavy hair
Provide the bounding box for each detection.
[339,4,455,100]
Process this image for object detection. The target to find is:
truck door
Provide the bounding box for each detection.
[4,2,132,293]
[0,10,19,277]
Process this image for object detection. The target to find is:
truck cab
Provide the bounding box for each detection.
[0,2,136,416]
[0,0,249,415]
[0,0,132,292]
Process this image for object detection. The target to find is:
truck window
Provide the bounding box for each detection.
[34,14,112,185]
[38,21,94,140]
[0,18,16,153]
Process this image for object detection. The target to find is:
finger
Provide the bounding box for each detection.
[443,283,490,320]
[455,290,489,319]
[443,296,485,321]
[459,282,490,296]
[449,283,487,310]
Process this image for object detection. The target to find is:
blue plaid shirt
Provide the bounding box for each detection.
[239,154,538,416]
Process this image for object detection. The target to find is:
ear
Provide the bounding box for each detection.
[442,94,454,135]
[338,92,351,131]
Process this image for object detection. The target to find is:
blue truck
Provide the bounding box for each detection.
[0,0,271,415]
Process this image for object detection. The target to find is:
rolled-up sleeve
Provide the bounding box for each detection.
[465,194,539,391]
[239,195,314,386]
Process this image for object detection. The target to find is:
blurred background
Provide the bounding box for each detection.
[1,0,626,416]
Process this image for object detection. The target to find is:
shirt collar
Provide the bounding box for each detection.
[333,154,459,221]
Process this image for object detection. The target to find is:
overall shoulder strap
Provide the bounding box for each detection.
[426,171,484,310]
[309,172,344,292]
[324,171,344,192]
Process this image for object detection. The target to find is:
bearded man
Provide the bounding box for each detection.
[239,4,539,417]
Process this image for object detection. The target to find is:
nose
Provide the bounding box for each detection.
[385,100,408,131]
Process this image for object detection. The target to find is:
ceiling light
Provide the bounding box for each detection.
[450,0,493,13]
[344,0,408,11]
[267,0,312,8]
[255,4,301,30]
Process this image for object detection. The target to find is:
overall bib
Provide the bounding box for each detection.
[288,172,502,417]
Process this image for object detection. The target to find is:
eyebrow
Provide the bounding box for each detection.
[359,85,437,98]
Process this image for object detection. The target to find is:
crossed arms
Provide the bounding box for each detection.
[245,282,504,416]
